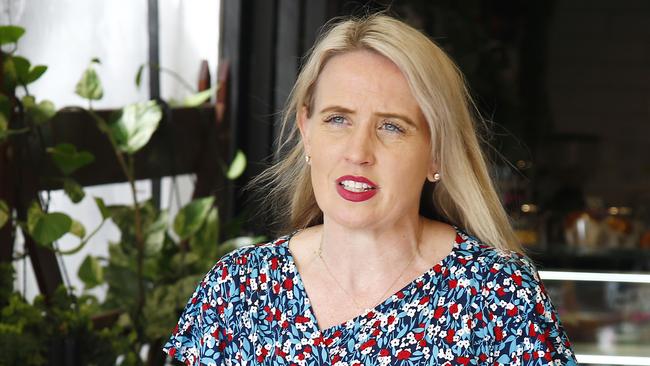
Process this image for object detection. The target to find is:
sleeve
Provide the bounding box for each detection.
[473,254,578,365]
[162,259,234,365]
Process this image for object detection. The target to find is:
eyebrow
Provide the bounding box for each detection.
[318,105,417,128]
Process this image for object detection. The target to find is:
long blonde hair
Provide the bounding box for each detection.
[251,13,521,252]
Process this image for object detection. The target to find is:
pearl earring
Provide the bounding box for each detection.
[305,155,311,164]
[433,172,441,181]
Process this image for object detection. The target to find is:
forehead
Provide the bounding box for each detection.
[312,50,425,120]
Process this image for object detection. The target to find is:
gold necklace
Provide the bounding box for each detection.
[316,234,418,313]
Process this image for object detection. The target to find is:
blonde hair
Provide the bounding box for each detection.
[251,13,521,253]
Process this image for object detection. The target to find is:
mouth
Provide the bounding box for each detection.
[335,175,378,193]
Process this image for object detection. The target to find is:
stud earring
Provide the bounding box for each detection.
[433,172,441,182]
[305,155,311,164]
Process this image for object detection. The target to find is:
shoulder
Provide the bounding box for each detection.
[196,233,296,297]
[454,227,539,284]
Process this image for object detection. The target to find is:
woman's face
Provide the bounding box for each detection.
[298,50,436,230]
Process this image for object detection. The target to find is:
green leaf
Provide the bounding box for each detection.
[27,65,47,84]
[182,87,214,107]
[78,256,103,289]
[226,150,247,180]
[173,196,215,240]
[110,100,162,154]
[75,62,103,100]
[0,113,7,142]
[22,95,56,125]
[63,178,85,203]
[11,56,30,85]
[69,220,85,238]
[189,207,219,259]
[47,143,95,176]
[0,25,25,45]
[0,94,11,119]
[27,207,73,245]
[94,197,110,220]
[0,200,9,229]
[144,211,168,256]
[135,64,145,88]
[221,235,266,248]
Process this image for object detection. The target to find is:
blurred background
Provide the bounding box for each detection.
[0,0,648,365]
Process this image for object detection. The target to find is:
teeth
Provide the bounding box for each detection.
[340,180,374,192]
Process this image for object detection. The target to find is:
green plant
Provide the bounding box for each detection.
[0,25,258,365]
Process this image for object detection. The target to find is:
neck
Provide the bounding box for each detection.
[318,213,424,289]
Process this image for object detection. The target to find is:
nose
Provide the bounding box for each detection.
[344,126,375,165]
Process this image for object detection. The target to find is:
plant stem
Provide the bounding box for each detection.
[127,154,146,347]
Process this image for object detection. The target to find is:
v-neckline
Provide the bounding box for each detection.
[282,226,464,335]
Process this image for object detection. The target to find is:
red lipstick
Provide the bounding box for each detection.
[335,175,378,202]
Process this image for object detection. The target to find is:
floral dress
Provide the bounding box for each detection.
[163,227,577,365]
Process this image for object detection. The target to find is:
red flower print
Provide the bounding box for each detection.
[445,329,455,343]
[511,274,522,285]
[283,278,293,290]
[419,296,430,304]
[360,339,377,350]
[449,279,458,288]
[434,306,445,318]
[506,307,518,317]
[271,257,279,270]
[456,356,471,365]
[396,349,411,360]
[379,348,390,357]
[295,315,310,323]
[494,326,503,341]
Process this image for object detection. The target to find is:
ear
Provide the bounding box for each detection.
[297,106,311,154]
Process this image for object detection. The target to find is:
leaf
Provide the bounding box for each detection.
[226,150,247,180]
[11,56,31,85]
[69,220,86,238]
[189,207,219,259]
[144,210,168,256]
[27,65,47,84]
[27,204,73,245]
[135,64,145,88]
[110,100,162,154]
[47,143,94,176]
[182,87,214,107]
[75,62,103,100]
[94,197,110,220]
[0,94,10,119]
[0,25,25,45]
[221,235,266,248]
[0,113,7,142]
[22,95,56,125]
[78,256,103,289]
[173,196,215,240]
[0,200,9,229]
[63,178,85,203]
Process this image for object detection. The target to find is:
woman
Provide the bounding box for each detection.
[164,14,577,365]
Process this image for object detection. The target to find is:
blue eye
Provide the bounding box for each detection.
[381,122,404,133]
[325,115,346,124]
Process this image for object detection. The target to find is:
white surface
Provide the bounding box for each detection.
[10,0,220,108]
[540,270,650,284]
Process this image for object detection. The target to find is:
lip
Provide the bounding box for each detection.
[335,175,379,202]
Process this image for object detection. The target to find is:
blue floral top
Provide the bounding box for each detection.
[163,227,577,365]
